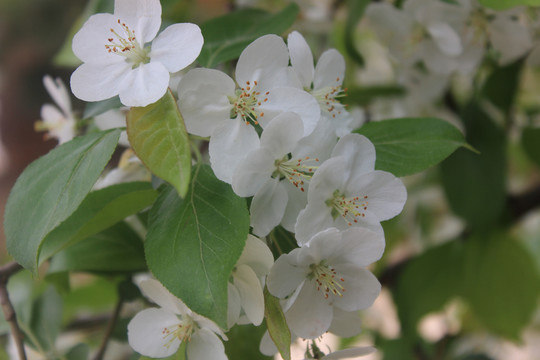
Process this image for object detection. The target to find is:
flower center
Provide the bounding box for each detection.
[105,19,150,67]
[274,155,319,192]
[310,78,346,118]
[309,261,346,299]
[161,316,195,349]
[326,189,369,226]
[229,81,269,126]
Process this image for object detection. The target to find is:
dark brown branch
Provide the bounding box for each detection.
[0,262,26,360]
[508,184,540,222]
[91,299,123,360]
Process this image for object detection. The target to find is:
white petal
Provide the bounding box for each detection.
[328,308,362,338]
[314,49,345,90]
[70,61,130,102]
[489,16,532,65]
[233,264,265,326]
[232,149,275,197]
[334,227,385,266]
[150,23,203,73]
[323,347,376,359]
[177,68,235,137]
[237,235,274,278]
[227,283,241,329]
[280,181,308,233]
[259,87,320,136]
[43,76,71,115]
[250,178,288,237]
[426,22,462,56]
[236,34,289,87]
[285,281,333,339]
[332,265,381,311]
[114,0,162,44]
[347,170,407,222]
[40,104,64,124]
[187,328,227,360]
[293,116,337,161]
[267,251,307,298]
[94,109,129,147]
[72,13,124,64]
[294,203,335,246]
[209,119,260,183]
[331,134,376,179]
[118,62,169,107]
[127,308,182,358]
[288,31,315,88]
[419,41,459,75]
[259,112,304,159]
[139,279,189,315]
[260,331,279,356]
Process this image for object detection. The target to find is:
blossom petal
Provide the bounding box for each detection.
[227,283,241,329]
[322,347,376,359]
[187,328,227,360]
[331,134,376,179]
[259,330,279,356]
[43,76,71,115]
[426,22,462,56]
[313,49,345,90]
[328,308,362,338]
[280,181,308,232]
[209,119,260,183]
[139,279,190,315]
[259,112,304,159]
[267,250,307,298]
[118,62,169,107]
[288,31,315,88]
[94,109,129,147]
[489,15,532,65]
[114,0,162,44]
[70,61,130,103]
[333,227,385,266]
[250,178,288,237]
[237,235,274,278]
[236,34,289,87]
[72,13,124,64]
[234,264,265,326]
[127,308,182,358]
[232,149,275,197]
[177,68,235,137]
[331,265,381,311]
[150,23,203,73]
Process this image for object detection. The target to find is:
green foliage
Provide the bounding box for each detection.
[145,165,250,329]
[355,117,467,176]
[197,3,299,68]
[225,324,272,360]
[4,129,120,274]
[27,286,63,353]
[127,90,191,198]
[394,240,464,336]
[344,0,370,66]
[65,344,90,360]
[522,127,540,167]
[479,0,540,10]
[482,59,524,115]
[47,222,146,274]
[39,182,156,265]
[83,96,123,119]
[346,86,406,107]
[264,287,291,360]
[440,103,506,229]
[461,234,540,340]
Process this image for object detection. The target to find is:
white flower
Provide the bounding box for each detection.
[128,279,227,359]
[295,134,407,245]
[288,31,356,136]
[228,235,274,328]
[70,0,203,107]
[93,108,130,147]
[35,75,77,144]
[177,34,320,183]
[93,149,151,189]
[232,112,335,236]
[267,227,384,339]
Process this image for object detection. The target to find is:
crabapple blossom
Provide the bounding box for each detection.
[177,34,320,182]
[228,235,274,328]
[267,227,384,339]
[128,279,227,359]
[93,108,130,147]
[70,0,203,107]
[35,75,77,144]
[295,133,407,245]
[93,149,151,189]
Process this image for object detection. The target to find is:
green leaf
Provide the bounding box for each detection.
[344,0,370,66]
[65,344,90,360]
[481,59,524,115]
[394,241,464,336]
[83,96,123,119]
[39,182,156,264]
[355,117,467,176]
[461,234,540,339]
[264,287,291,360]
[145,165,250,328]
[478,0,540,10]
[47,222,146,274]
[127,90,191,197]
[197,3,299,68]
[28,286,63,352]
[440,103,506,229]
[4,129,120,273]
[522,126,540,167]
[225,324,272,360]
[346,86,406,107]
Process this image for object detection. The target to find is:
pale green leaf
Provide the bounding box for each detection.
[479,0,540,10]
[264,287,291,360]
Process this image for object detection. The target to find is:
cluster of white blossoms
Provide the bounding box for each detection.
[38,0,408,358]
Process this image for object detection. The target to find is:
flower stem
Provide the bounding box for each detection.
[0,261,25,360]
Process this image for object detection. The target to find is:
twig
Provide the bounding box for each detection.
[92,299,124,360]
[0,261,25,360]
[508,184,540,222]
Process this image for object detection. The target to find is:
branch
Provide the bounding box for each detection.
[508,184,540,222]
[0,262,26,360]
[91,299,123,360]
